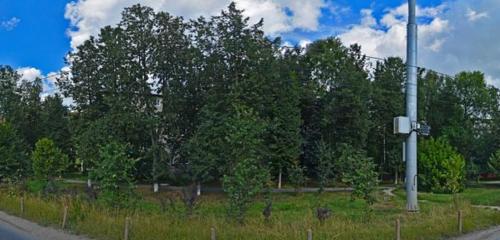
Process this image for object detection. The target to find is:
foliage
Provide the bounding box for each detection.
[0,122,28,182]
[31,138,68,181]
[287,162,306,191]
[487,149,500,174]
[316,141,335,193]
[418,138,466,194]
[92,142,137,208]
[337,144,379,204]
[196,102,270,223]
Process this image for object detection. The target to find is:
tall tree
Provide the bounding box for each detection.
[369,57,405,182]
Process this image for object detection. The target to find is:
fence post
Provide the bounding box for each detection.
[124,217,131,240]
[395,217,401,240]
[61,205,68,229]
[211,226,216,240]
[458,210,463,233]
[307,229,312,240]
[20,195,25,215]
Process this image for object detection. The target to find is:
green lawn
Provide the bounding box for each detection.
[0,185,499,240]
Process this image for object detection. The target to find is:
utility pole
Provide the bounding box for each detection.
[405,0,419,212]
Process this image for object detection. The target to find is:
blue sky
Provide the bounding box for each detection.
[1,0,500,89]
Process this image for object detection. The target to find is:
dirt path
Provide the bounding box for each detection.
[0,211,90,240]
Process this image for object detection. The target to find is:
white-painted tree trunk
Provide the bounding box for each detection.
[87,178,92,188]
[278,169,282,189]
[153,183,159,193]
[196,182,201,196]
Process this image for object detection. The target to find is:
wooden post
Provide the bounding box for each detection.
[307,229,312,240]
[124,217,130,240]
[395,217,401,240]
[20,195,25,215]
[210,226,216,240]
[458,210,463,233]
[61,205,68,229]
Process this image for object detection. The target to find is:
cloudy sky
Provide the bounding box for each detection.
[1,0,499,97]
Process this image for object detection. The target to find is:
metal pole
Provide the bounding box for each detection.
[405,0,419,212]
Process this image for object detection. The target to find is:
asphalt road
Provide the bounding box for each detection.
[0,211,89,240]
[450,226,500,240]
[0,221,35,240]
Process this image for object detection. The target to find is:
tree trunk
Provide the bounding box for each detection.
[87,178,92,188]
[394,168,399,185]
[196,182,201,196]
[153,183,159,193]
[278,168,282,189]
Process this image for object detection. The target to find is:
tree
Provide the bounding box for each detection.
[316,141,335,193]
[303,38,371,160]
[92,142,136,207]
[418,138,466,194]
[32,138,69,181]
[41,94,72,156]
[369,57,405,182]
[337,144,379,204]
[0,122,28,182]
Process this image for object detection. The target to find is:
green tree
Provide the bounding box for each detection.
[369,57,405,182]
[92,142,136,207]
[0,122,28,182]
[32,138,69,181]
[337,144,379,204]
[316,140,335,193]
[41,94,72,156]
[418,138,466,194]
[303,38,371,159]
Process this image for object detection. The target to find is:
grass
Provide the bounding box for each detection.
[0,185,499,240]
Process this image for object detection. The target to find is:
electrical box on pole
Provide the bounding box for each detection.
[394,117,411,134]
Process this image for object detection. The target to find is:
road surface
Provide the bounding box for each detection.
[450,226,500,240]
[0,211,89,240]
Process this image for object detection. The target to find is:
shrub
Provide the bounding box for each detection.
[92,142,136,208]
[0,122,28,183]
[32,138,68,181]
[418,138,466,194]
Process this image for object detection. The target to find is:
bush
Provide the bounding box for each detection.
[0,122,28,183]
[32,138,68,181]
[92,142,136,208]
[418,138,466,194]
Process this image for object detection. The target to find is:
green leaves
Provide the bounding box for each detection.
[32,138,68,181]
[92,142,136,208]
[0,122,28,182]
[418,138,466,194]
[336,144,379,204]
[487,150,500,174]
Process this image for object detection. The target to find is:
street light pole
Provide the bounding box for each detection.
[405,0,419,212]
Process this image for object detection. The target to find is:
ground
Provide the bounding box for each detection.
[0,183,499,240]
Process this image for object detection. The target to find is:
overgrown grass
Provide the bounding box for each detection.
[0,186,499,240]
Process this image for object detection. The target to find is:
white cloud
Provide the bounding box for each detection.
[339,0,500,86]
[299,39,312,48]
[65,0,328,50]
[466,8,488,22]
[16,67,63,101]
[0,17,20,31]
[17,67,42,82]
